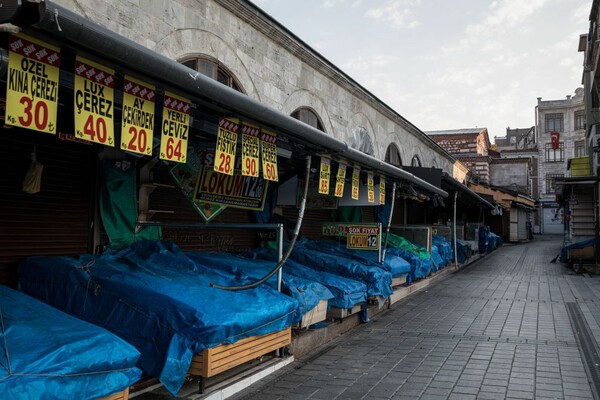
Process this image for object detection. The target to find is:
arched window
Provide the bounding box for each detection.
[385,143,402,167]
[179,55,243,92]
[291,108,325,131]
[411,155,422,167]
[349,127,374,156]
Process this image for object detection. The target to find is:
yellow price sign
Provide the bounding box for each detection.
[74,57,115,146]
[261,130,279,181]
[6,34,60,134]
[334,160,346,198]
[319,155,331,195]
[367,171,374,203]
[351,164,360,200]
[160,92,190,163]
[214,118,239,175]
[241,123,260,177]
[121,76,155,156]
[379,175,386,205]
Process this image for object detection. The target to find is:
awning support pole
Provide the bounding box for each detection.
[381,182,397,263]
[454,191,458,268]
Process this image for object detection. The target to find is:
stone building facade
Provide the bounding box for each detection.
[56,0,457,177]
[536,88,587,234]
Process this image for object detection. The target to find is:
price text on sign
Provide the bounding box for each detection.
[6,34,60,134]
[74,57,115,146]
[160,92,190,163]
[351,164,361,200]
[367,171,374,203]
[241,123,260,177]
[121,76,155,156]
[335,161,346,198]
[379,176,386,205]
[215,118,239,175]
[261,131,279,181]
[319,155,331,195]
[347,234,379,250]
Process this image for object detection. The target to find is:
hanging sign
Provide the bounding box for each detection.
[5,34,60,134]
[319,155,331,195]
[351,164,361,200]
[334,159,346,198]
[379,175,386,205]
[367,171,374,203]
[241,122,260,177]
[160,91,190,163]
[194,153,268,211]
[121,76,155,156]
[215,117,239,175]
[261,130,279,181]
[74,56,115,146]
[347,225,380,251]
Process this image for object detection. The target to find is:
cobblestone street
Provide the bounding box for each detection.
[232,236,600,400]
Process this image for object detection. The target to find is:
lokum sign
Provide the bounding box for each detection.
[6,34,60,134]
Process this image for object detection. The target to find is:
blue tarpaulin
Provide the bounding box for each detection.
[290,241,393,299]
[560,239,595,263]
[1,285,141,400]
[248,248,367,309]
[432,235,453,267]
[186,251,334,322]
[18,240,297,396]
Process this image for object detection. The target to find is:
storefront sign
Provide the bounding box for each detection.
[6,34,60,134]
[214,118,238,175]
[261,130,279,181]
[160,91,190,163]
[121,76,155,155]
[194,164,268,211]
[319,155,331,195]
[347,226,380,251]
[335,159,346,198]
[351,164,360,200]
[241,122,260,177]
[367,171,374,203]
[379,175,386,205]
[74,56,115,146]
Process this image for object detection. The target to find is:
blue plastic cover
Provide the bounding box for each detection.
[432,235,453,266]
[431,245,443,272]
[249,248,367,309]
[1,285,141,400]
[302,239,411,277]
[455,239,471,264]
[291,241,393,299]
[186,251,334,322]
[18,241,297,396]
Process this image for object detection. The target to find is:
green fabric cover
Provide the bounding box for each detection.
[99,161,160,249]
[332,206,362,222]
[384,233,430,260]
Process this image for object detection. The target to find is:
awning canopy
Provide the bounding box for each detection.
[3,1,447,198]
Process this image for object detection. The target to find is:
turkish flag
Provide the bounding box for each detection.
[550,131,560,150]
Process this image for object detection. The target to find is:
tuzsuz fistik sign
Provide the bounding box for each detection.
[6,34,60,134]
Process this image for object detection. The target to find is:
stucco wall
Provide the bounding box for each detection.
[55,0,454,174]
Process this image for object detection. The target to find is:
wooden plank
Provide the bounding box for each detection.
[188,328,291,378]
[299,299,328,328]
[327,303,362,319]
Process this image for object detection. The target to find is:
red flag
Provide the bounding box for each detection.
[550,131,560,150]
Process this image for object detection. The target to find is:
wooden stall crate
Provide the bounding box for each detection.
[298,299,328,328]
[569,246,595,262]
[188,327,291,378]
[327,303,363,320]
[100,388,129,400]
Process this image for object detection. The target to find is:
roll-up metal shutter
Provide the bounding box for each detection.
[0,128,96,286]
[509,207,518,242]
[518,208,527,241]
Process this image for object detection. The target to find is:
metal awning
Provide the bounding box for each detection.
[440,173,495,210]
[3,1,447,197]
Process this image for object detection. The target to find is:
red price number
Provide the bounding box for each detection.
[127,127,148,154]
[83,114,108,143]
[320,180,329,194]
[335,183,344,197]
[165,137,183,160]
[244,158,258,176]
[18,96,49,131]
[368,192,374,202]
[352,187,359,198]
[217,152,233,174]
[264,162,278,181]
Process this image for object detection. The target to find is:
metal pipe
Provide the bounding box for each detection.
[16,1,447,197]
[211,155,312,291]
[381,182,396,263]
[453,191,458,267]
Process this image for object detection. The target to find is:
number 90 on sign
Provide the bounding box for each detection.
[244,157,258,176]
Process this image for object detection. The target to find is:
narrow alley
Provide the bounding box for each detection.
[231,236,600,400]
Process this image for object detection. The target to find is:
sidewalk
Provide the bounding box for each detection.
[230,235,600,400]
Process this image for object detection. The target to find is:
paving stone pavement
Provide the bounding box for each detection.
[231,235,600,400]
